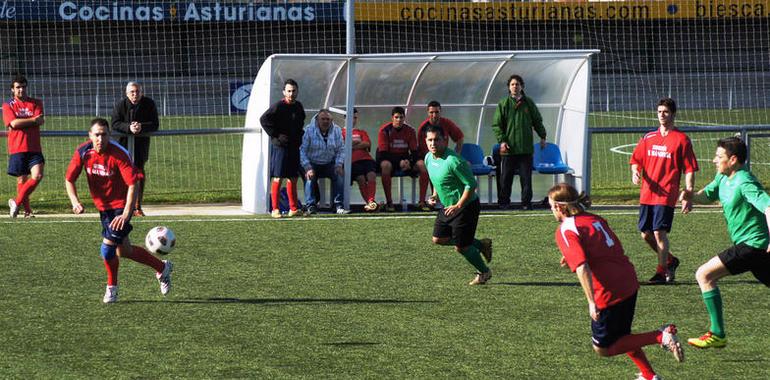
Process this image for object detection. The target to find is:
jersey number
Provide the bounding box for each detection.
[592,221,616,248]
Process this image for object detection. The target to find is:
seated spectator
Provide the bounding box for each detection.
[376,106,419,212]
[342,108,378,212]
[416,100,465,211]
[300,109,349,215]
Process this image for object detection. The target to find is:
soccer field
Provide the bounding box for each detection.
[2,210,768,378]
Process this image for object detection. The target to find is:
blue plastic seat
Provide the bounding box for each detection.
[461,143,494,176]
[533,142,572,174]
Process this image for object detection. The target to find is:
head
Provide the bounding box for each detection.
[507,74,524,97]
[10,75,28,99]
[547,183,592,221]
[425,124,447,156]
[350,107,359,127]
[125,82,143,105]
[283,79,298,103]
[316,109,332,131]
[88,118,111,153]
[714,137,747,175]
[391,106,406,128]
[657,98,677,128]
[427,100,441,124]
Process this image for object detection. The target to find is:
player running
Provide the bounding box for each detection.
[549,183,683,380]
[65,118,172,303]
[424,125,492,285]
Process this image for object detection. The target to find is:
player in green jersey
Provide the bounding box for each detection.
[683,137,770,349]
[424,125,493,285]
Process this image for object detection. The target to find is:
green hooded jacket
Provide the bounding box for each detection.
[491,95,547,155]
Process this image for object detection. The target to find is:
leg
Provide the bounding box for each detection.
[17,162,44,214]
[517,154,533,208]
[416,160,429,203]
[330,165,345,209]
[133,171,145,214]
[286,176,299,211]
[380,160,394,206]
[304,168,319,207]
[270,177,283,214]
[694,256,731,339]
[365,171,377,202]
[653,230,670,271]
[497,155,515,207]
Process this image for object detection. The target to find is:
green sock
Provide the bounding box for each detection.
[460,245,489,273]
[471,239,482,250]
[703,288,725,338]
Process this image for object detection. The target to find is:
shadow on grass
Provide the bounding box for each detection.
[321,342,381,347]
[492,279,759,287]
[123,297,439,305]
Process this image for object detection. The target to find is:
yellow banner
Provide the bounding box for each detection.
[356,1,770,22]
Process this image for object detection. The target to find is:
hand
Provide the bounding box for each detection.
[109,214,128,231]
[278,134,289,144]
[427,194,438,207]
[130,122,142,134]
[559,256,567,268]
[632,171,641,185]
[500,143,509,154]
[335,166,344,177]
[540,139,547,149]
[400,159,411,171]
[589,303,599,321]
[444,204,460,217]
[71,203,84,214]
[680,189,693,214]
[306,169,315,180]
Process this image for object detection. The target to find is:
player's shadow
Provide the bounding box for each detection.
[124,297,439,305]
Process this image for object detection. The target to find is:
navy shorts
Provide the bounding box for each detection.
[269,144,301,179]
[638,204,674,233]
[591,292,637,348]
[7,152,45,176]
[433,198,480,247]
[351,159,377,180]
[718,243,770,287]
[99,209,133,244]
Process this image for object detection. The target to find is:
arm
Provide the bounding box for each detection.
[137,99,160,133]
[334,127,345,169]
[109,184,135,232]
[9,116,44,130]
[680,171,696,213]
[631,163,641,185]
[454,137,464,154]
[259,103,279,138]
[575,263,599,321]
[765,207,770,253]
[111,101,132,133]
[299,129,312,171]
[491,102,506,144]
[65,180,84,214]
[529,99,547,143]
[443,159,477,216]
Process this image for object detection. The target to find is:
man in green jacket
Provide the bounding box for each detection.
[491,74,547,210]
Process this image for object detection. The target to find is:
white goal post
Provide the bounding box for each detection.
[242,50,598,214]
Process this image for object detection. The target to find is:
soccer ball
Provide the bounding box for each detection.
[145,226,176,255]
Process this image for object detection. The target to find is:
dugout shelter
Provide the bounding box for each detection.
[242,50,598,214]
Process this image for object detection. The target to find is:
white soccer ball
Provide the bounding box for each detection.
[145,226,176,255]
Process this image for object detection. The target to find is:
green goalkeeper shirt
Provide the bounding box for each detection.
[425,149,478,207]
[703,168,770,249]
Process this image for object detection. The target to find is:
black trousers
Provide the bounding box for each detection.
[497,153,533,207]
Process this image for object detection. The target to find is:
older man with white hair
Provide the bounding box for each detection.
[111,81,159,216]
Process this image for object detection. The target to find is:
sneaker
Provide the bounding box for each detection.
[468,269,492,285]
[687,331,727,349]
[384,203,396,212]
[634,374,662,380]
[286,208,301,217]
[271,209,282,218]
[336,207,351,215]
[479,238,493,263]
[23,211,35,218]
[364,200,378,212]
[666,256,680,283]
[103,285,118,303]
[156,260,174,296]
[133,208,145,217]
[8,199,19,218]
[648,272,668,285]
[418,202,431,212]
[659,324,685,362]
[304,205,318,216]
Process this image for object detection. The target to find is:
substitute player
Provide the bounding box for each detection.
[424,125,492,285]
[684,137,770,349]
[3,75,45,218]
[65,118,172,304]
[630,98,698,284]
[549,183,683,380]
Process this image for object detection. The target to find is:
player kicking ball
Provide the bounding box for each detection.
[549,183,683,380]
[424,125,492,285]
[65,118,172,303]
[682,137,770,349]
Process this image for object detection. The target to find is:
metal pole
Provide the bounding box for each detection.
[343,0,355,210]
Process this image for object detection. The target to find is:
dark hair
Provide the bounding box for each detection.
[353,107,358,114]
[424,124,445,139]
[548,183,592,217]
[507,74,524,87]
[427,100,441,108]
[90,117,109,130]
[657,97,677,114]
[391,106,405,116]
[284,78,298,89]
[10,74,27,89]
[718,137,747,164]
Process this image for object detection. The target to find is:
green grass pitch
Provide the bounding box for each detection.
[1,210,768,378]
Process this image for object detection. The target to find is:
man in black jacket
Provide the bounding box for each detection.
[111,81,159,216]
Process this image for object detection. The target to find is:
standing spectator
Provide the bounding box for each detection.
[491,74,547,210]
[684,137,770,349]
[3,75,45,218]
[630,98,698,284]
[65,118,172,304]
[342,108,378,212]
[260,79,305,218]
[416,100,464,211]
[548,183,683,380]
[300,109,348,215]
[377,106,419,212]
[111,81,159,217]
[425,125,493,285]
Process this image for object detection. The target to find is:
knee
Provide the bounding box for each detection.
[31,173,43,182]
[366,172,376,182]
[592,345,610,357]
[640,231,652,241]
[695,265,714,287]
[380,162,392,175]
[100,242,117,260]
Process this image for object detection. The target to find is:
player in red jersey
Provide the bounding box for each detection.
[342,108,378,212]
[2,75,45,218]
[630,98,698,284]
[415,101,464,211]
[549,183,684,380]
[376,106,419,212]
[65,118,172,303]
